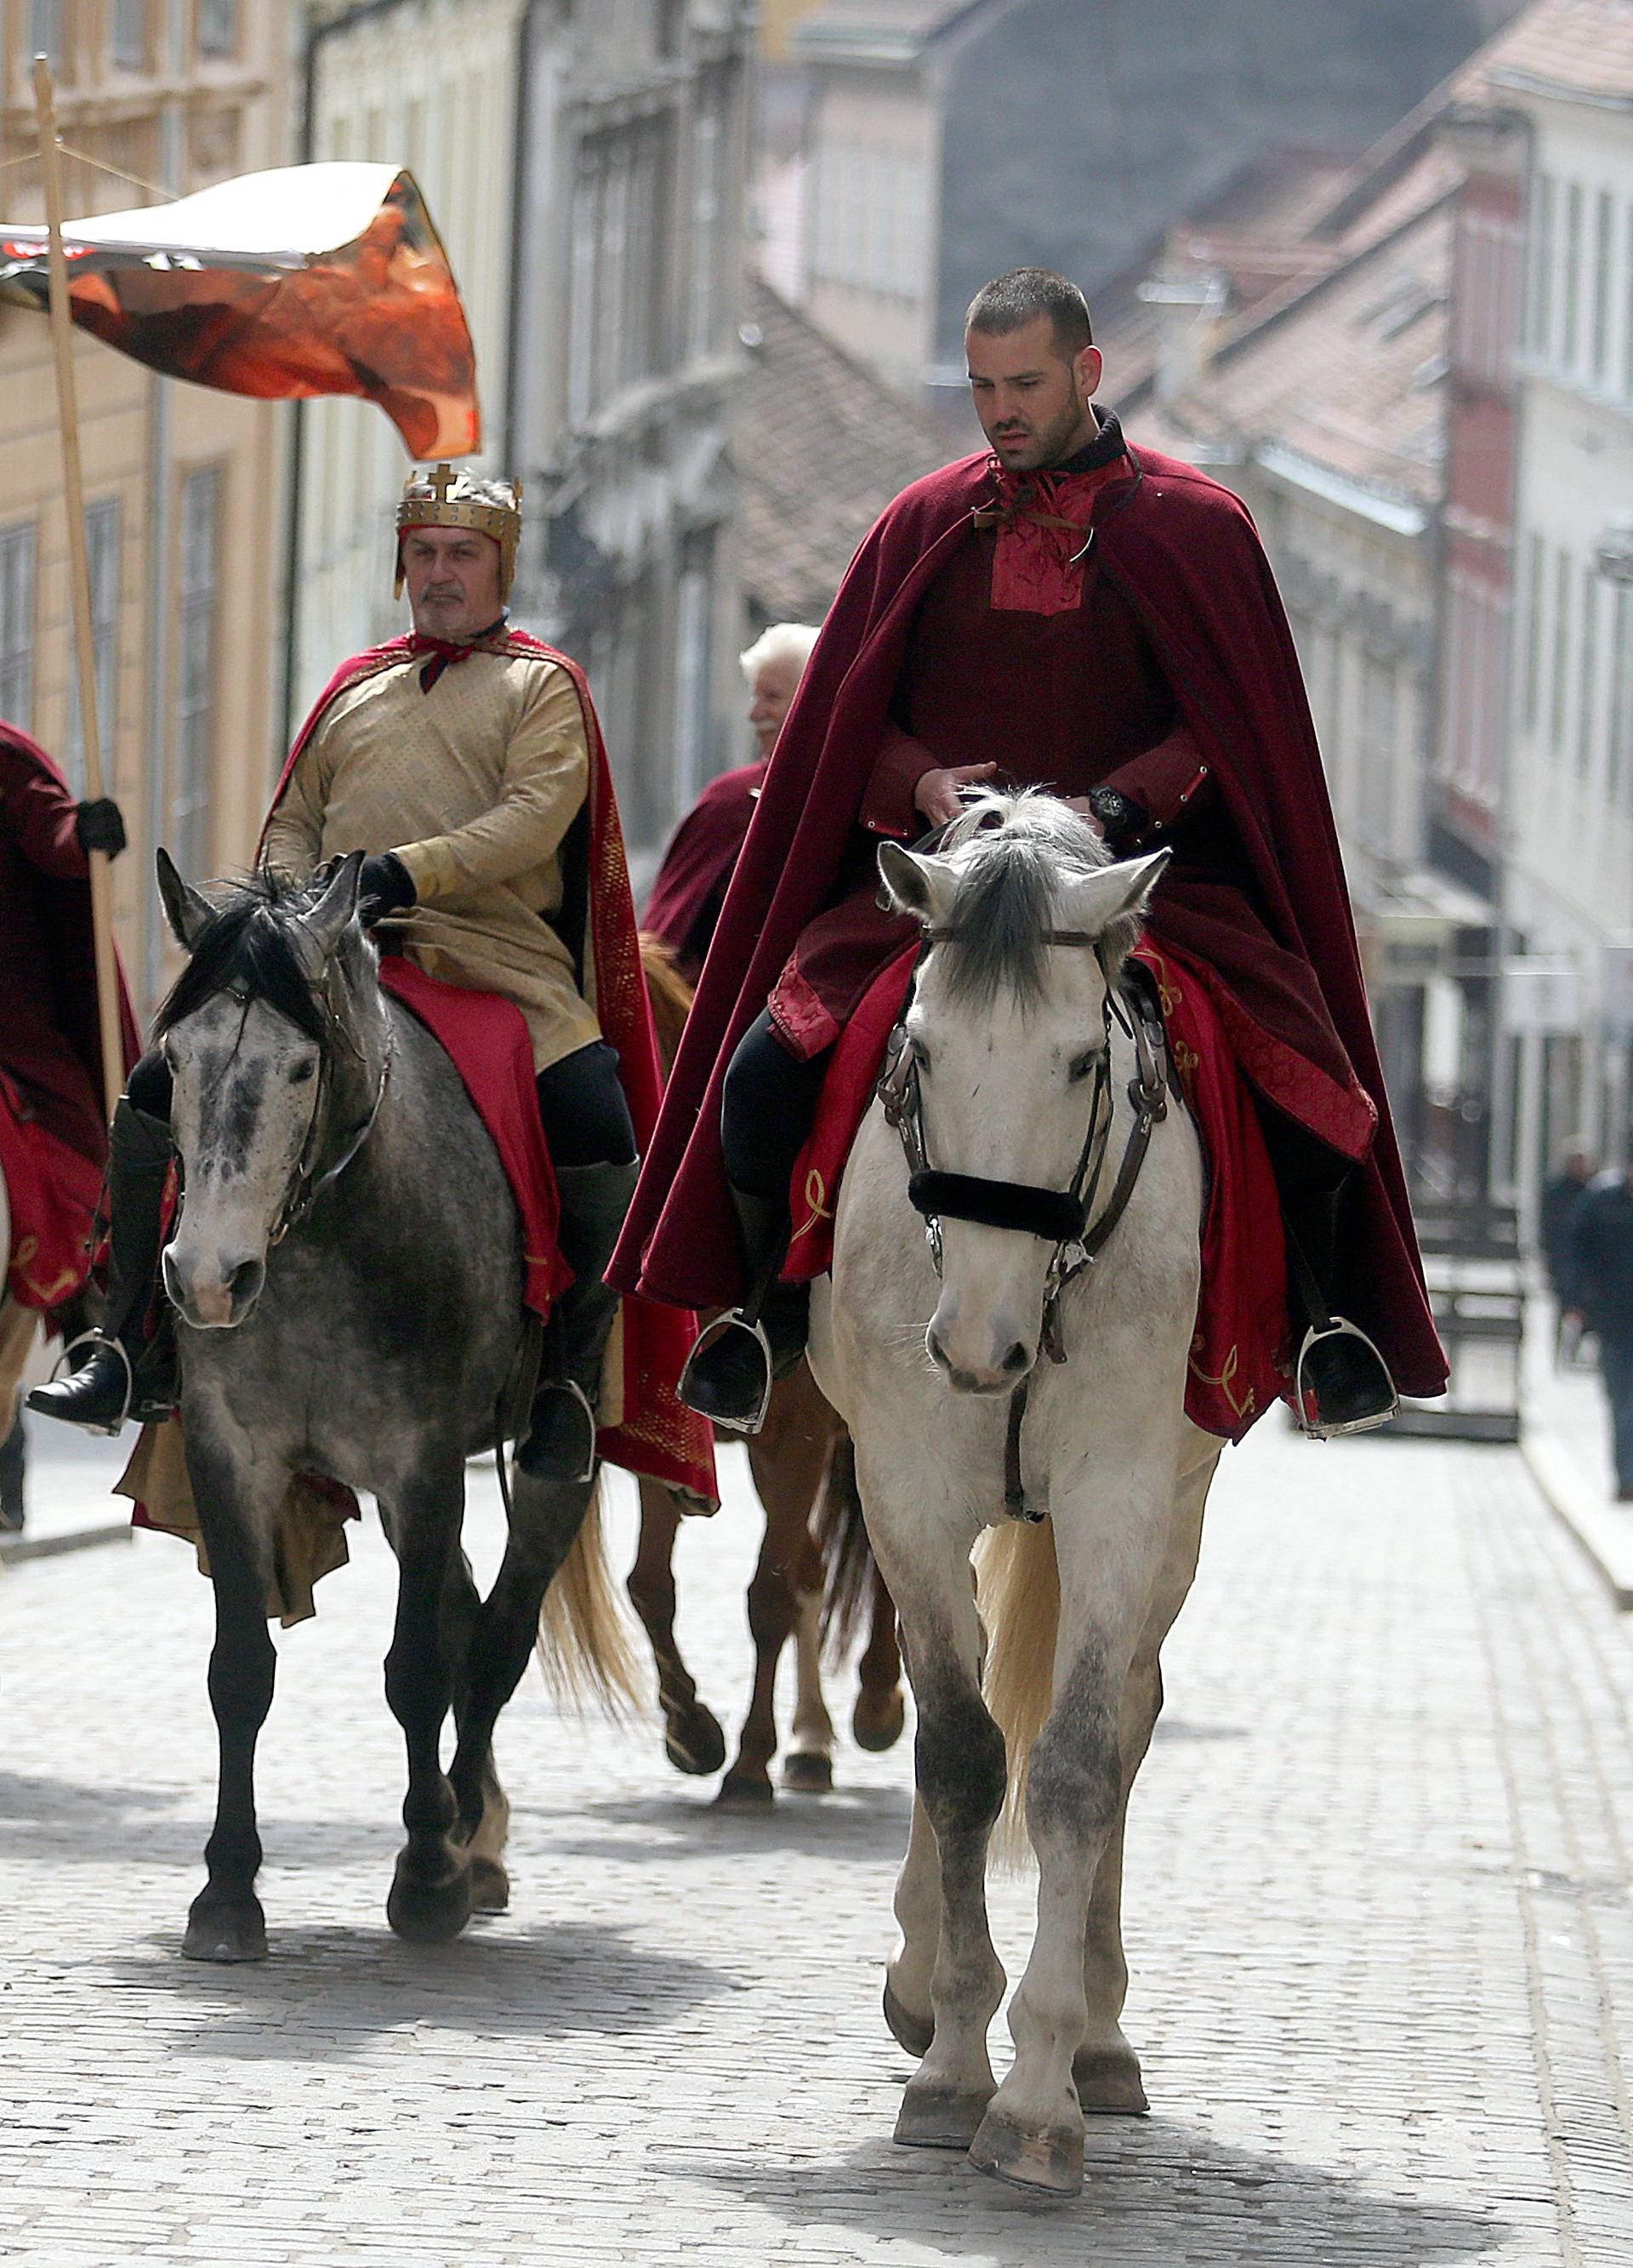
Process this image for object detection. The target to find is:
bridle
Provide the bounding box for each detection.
[877,932,1169,1521]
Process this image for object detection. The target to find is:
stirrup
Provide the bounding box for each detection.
[31,1331,134,1437]
[517,1378,598,1485]
[1293,1318,1400,1440]
[678,1308,774,1435]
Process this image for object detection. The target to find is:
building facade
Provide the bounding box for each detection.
[0,0,291,1016]
[1492,7,1633,1220]
[294,0,754,878]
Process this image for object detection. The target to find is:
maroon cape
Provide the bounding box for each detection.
[610,447,1446,1399]
[643,759,767,980]
[266,635,717,1503]
[0,723,139,1170]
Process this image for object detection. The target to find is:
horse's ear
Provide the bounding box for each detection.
[299,849,365,963]
[877,841,958,929]
[1061,848,1172,972]
[156,848,213,952]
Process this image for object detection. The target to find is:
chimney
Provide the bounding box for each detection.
[1137,267,1226,406]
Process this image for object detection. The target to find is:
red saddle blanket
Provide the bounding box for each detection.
[0,1068,101,1312]
[784,939,1292,1443]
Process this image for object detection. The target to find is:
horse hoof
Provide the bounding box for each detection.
[894,2081,993,2151]
[181,1894,267,1964]
[1074,2046,1148,2115]
[853,1689,906,1752]
[662,1702,727,1778]
[882,1977,935,2059]
[969,2107,1084,2197]
[714,1772,775,1810]
[782,1750,834,1793]
[468,1856,510,1914]
[387,1860,473,1944]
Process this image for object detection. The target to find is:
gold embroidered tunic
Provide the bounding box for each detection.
[264,647,600,1070]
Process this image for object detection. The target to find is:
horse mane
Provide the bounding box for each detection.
[934,790,1123,1010]
[154,868,333,1046]
[639,932,695,1080]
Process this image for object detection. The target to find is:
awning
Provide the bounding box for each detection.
[0,162,478,458]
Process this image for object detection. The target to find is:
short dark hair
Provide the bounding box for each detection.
[965,268,1094,356]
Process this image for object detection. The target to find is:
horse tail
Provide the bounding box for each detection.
[816,1428,876,1665]
[533,1482,646,1718]
[639,932,694,1080]
[974,1517,1061,1862]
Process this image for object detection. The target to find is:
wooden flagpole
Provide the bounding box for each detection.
[33,56,123,1125]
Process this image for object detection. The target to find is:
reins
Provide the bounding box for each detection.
[878,936,1169,1523]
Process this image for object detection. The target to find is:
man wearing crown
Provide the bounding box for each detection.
[32,465,651,1488]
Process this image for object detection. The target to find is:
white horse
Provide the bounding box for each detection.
[807,793,1223,2197]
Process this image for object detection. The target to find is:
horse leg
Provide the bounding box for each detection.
[1075,1450,1215,2117]
[382,1455,472,1944]
[873,1546,1007,2153]
[784,1563,836,1793]
[627,1477,725,1777]
[720,1370,837,1805]
[180,1428,279,1963]
[440,1548,511,1914]
[970,1453,1186,2197]
[447,1472,595,1849]
[852,1563,907,1753]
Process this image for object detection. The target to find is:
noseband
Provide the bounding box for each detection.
[877,933,1169,1521]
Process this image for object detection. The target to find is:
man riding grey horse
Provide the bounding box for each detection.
[31,464,636,1484]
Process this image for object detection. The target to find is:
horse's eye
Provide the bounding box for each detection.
[1067,1050,1099,1084]
[909,1038,931,1073]
[288,1062,316,1086]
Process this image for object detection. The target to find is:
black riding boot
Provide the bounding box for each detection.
[517,1158,640,1483]
[26,1099,178,1434]
[677,1187,810,1435]
[1283,1182,1398,1438]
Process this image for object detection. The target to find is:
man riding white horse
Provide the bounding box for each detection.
[32,465,638,1484]
[611,266,1446,1435]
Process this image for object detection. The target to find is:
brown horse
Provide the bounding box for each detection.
[631,937,906,1804]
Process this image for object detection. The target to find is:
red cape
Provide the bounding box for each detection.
[0,723,139,1169]
[610,447,1445,1399]
[643,759,766,977]
[268,635,717,1503]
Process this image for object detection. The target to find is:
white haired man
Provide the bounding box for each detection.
[644,622,819,983]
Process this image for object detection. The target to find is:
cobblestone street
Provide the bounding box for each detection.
[2,1417,1630,2265]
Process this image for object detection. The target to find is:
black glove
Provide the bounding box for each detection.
[1085,786,1148,849]
[357,852,417,926]
[75,797,127,859]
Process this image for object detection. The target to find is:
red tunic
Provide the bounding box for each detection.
[643,759,767,983]
[0,723,138,1167]
[611,443,1446,1399]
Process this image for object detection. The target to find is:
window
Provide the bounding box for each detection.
[111,0,148,70]
[1579,561,1600,778]
[1359,655,1398,851]
[174,469,220,879]
[66,499,122,796]
[1592,189,1613,385]
[0,522,37,730]
[567,114,674,424]
[1562,182,1583,370]
[1522,530,1545,736]
[1531,172,1556,356]
[29,2,62,68]
[688,74,726,361]
[197,0,236,59]
[672,533,715,811]
[1610,587,1631,806]
[1550,546,1572,757]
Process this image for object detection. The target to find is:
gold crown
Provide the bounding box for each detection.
[395,461,523,601]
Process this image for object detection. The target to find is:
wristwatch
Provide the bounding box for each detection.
[1085,787,1144,845]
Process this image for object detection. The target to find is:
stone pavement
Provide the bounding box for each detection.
[1,1419,1630,2266]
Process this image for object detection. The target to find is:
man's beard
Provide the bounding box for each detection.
[992,394,1094,471]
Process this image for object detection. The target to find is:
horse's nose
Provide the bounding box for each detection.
[927,1308,1033,1394]
[162,1243,265,1330]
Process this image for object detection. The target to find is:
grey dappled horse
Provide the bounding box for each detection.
[153,851,631,1960]
[808,795,1223,2197]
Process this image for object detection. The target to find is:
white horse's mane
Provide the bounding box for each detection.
[929,789,1129,1007]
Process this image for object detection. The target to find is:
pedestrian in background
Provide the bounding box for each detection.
[1542,1137,1595,1362]
[1568,1138,1633,1502]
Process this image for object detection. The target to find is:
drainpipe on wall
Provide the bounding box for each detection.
[140,0,187,1009]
